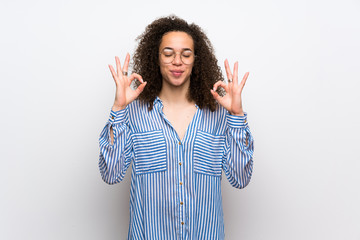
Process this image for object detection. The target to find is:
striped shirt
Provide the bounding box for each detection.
[99,97,254,240]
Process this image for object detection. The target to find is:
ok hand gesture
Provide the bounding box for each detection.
[108,54,147,111]
[210,59,249,116]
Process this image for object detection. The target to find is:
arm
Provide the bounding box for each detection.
[99,54,146,184]
[211,59,254,188]
[99,108,133,184]
[222,113,254,189]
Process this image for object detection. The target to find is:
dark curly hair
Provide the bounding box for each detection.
[133,15,224,111]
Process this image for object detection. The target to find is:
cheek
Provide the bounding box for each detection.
[159,63,165,72]
[187,65,194,74]
[159,64,168,78]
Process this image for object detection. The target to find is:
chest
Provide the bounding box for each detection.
[129,103,228,176]
[162,105,197,141]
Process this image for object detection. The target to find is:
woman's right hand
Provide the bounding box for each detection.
[108,53,147,111]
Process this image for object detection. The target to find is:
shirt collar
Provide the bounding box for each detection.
[153,96,163,111]
[153,96,199,110]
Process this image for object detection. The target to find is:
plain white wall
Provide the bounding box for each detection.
[1,0,359,239]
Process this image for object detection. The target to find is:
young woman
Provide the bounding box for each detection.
[99,15,254,239]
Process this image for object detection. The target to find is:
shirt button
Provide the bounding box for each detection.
[111,116,114,119]
[244,119,247,123]
[181,222,184,225]
[180,201,183,205]
[178,141,181,145]
[179,182,183,186]
[179,162,182,166]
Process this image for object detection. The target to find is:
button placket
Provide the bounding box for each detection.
[177,140,185,231]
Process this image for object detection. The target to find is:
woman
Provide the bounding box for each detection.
[99,15,254,239]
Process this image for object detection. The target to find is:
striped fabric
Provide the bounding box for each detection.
[99,97,254,240]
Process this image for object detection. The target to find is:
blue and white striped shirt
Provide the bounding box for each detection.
[99,97,254,240]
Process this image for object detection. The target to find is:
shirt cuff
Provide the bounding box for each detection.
[226,112,248,128]
[109,107,127,124]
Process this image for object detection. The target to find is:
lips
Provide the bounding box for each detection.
[170,70,184,77]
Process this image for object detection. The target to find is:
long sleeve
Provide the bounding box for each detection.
[97,99,255,239]
[99,108,133,184]
[222,113,254,189]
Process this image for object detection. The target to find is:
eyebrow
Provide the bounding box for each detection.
[162,47,193,52]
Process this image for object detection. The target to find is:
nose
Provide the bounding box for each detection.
[172,53,182,65]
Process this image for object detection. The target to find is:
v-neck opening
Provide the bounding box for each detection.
[179,105,199,142]
[156,98,199,143]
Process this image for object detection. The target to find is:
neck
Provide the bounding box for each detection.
[158,80,193,107]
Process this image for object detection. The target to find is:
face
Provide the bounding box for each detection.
[159,31,194,88]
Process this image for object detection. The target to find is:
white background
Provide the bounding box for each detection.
[1,0,359,239]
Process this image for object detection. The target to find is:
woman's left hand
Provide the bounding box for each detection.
[211,59,249,116]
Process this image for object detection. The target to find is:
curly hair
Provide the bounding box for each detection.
[133,15,224,111]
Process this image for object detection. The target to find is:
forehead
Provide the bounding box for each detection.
[159,31,194,50]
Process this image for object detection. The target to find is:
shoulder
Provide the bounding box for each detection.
[126,99,163,132]
[200,104,227,120]
[127,99,150,114]
[126,99,156,121]
[197,104,228,134]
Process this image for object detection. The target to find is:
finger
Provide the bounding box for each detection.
[224,59,233,81]
[128,73,144,84]
[135,81,147,95]
[115,56,122,77]
[213,80,228,92]
[233,61,239,85]
[240,72,249,91]
[108,64,118,83]
[122,53,130,73]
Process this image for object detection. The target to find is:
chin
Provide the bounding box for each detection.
[171,79,189,87]
[165,76,189,87]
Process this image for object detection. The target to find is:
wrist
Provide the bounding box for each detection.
[112,104,126,112]
[230,110,244,116]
